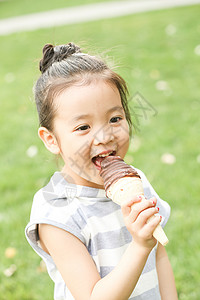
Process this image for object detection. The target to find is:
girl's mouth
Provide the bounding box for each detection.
[92,150,116,170]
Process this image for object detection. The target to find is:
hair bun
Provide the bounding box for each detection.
[39,42,81,74]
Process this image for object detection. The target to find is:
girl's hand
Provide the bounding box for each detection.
[121,196,161,250]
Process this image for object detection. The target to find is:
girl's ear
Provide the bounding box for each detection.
[38,127,60,155]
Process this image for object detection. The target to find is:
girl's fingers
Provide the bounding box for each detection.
[136,206,159,226]
[140,215,162,238]
[127,197,157,223]
[121,195,142,217]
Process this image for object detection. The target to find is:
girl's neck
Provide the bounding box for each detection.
[61,165,104,190]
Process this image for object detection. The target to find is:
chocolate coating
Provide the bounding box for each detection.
[100,156,141,193]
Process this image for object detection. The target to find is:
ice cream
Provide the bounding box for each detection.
[100,156,169,246]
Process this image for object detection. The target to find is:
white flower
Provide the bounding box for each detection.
[3,264,17,277]
[26,145,38,158]
[161,153,176,165]
[156,81,169,91]
[194,45,200,56]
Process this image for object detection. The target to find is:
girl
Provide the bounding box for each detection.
[25,42,178,300]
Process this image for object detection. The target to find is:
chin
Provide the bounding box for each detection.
[83,175,104,189]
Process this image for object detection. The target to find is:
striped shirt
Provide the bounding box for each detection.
[25,168,170,300]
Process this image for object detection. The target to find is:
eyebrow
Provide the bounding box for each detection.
[71,106,124,122]
[106,106,124,114]
[71,114,91,122]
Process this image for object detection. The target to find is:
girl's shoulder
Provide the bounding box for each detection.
[25,172,89,274]
[25,172,89,257]
[29,172,84,227]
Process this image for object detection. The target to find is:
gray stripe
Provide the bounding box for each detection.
[89,235,156,274]
[68,208,87,229]
[142,248,156,274]
[80,201,120,219]
[42,195,71,207]
[79,185,99,197]
[28,228,39,243]
[88,226,132,255]
[100,266,114,278]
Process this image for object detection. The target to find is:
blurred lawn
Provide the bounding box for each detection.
[0,3,200,300]
[0,0,115,19]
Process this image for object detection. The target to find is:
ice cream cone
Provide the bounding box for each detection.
[107,177,169,246]
[100,156,169,246]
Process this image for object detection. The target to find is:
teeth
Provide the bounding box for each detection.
[98,151,113,158]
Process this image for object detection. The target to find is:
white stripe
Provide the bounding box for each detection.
[131,268,159,297]
[87,209,123,235]
[93,243,129,267]
[93,248,159,297]
[33,192,80,219]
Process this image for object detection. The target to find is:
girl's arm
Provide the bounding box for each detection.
[156,243,178,300]
[39,196,161,300]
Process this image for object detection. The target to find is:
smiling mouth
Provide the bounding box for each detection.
[92,151,116,170]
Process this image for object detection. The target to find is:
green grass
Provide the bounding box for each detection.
[0,3,200,299]
[0,0,116,19]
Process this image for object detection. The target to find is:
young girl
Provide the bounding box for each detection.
[25,42,178,300]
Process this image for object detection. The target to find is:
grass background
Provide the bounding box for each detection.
[0,0,116,19]
[0,1,200,299]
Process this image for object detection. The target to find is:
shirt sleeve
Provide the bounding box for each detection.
[25,190,89,263]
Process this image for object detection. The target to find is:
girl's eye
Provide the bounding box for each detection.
[76,125,90,131]
[110,116,122,123]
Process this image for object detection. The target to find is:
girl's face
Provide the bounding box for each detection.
[53,80,130,188]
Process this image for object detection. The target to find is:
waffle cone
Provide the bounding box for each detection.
[107,177,169,246]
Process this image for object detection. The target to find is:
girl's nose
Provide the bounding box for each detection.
[93,125,114,146]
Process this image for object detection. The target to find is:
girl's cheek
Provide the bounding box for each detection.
[116,127,129,143]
